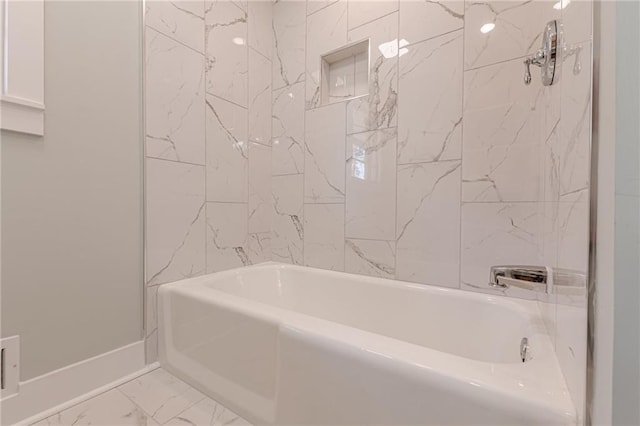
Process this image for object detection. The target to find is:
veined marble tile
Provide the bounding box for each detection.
[145,28,205,165]
[304,203,345,270]
[206,94,249,203]
[305,0,348,109]
[118,369,206,425]
[146,0,205,53]
[145,285,159,364]
[33,389,160,426]
[249,142,272,233]
[346,128,396,240]
[272,82,305,175]
[462,57,544,202]
[345,239,395,279]
[248,1,273,59]
[347,0,398,30]
[460,202,545,300]
[164,396,251,426]
[205,0,248,107]
[557,200,589,273]
[305,103,347,203]
[562,0,593,46]
[146,332,159,367]
[464,0,559,70]
[248,49,272,145]
[345,12,398,133]
[272,174,304,264]
[272,0,306,90]
[397,30,463,164]
[206,202,250,273]
[396,160,461,288]
[559,41,592,202]
[247,232,271,264]
[399,0,463,45]
[232,0,248,13]
[308,0,340,16]
[146,159,206,286]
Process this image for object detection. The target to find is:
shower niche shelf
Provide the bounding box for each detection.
[320,39,369,106]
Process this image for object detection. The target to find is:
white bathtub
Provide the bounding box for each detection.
[158,263,576,425]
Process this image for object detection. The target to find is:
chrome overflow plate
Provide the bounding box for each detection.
[523,20,558,86]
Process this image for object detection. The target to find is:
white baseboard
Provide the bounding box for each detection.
[1,340,148,425]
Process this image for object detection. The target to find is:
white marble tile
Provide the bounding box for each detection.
[146,159,206,286]
[232,0,248,13]
[118,369,206,425]
[247,232,271,264]
[460,202,545,299]
[464,0,559,70]
[206,202,250,273]
[248,1,273,59]
[347,0,398,30]
[559,41,592,202]
[345,239,395,279]
[557,200,589,273]
[248,49,272,146]
[272,82,306,175]
[33,389,160,426]
[145,331,159,366]
[206,94,249,203]
[304,203,345,270]
[399,0,463,45]
[271,174,304,264]
[272,0,307,90]
[397,30,463,164]
[306,0,348,109]
[462,57,544,202]
[346,128,396,240]
[146,28,205,165]
[164,396,251,426]
[304,103,347,203]
[145,286,159,361]
[307,0,340,16]
[345,12,398,133]
[396,160,461,288]
[146,0,205,53]
[205,0,248,107]
[561,0,593,46]
[249,142,272,233]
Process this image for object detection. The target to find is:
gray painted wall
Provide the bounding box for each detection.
[1,1,143,380]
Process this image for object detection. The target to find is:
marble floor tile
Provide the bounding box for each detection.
[163,397,251,426]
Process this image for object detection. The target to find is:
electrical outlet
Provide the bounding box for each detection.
[0,335,20,400]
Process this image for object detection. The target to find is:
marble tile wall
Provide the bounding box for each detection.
[144,0,273,363]
[271,0,592,420]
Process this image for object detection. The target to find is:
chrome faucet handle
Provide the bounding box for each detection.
[523,20,558,86]
[523,50,546,85]
[489,265,551,293]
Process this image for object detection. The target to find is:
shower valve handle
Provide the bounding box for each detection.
[523,50,547,85]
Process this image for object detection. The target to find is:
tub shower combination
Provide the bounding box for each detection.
[158,263,575,425]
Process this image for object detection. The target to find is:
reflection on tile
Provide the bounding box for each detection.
[396,161,461,288]
[345,239,395,279]
[561,0,593,46]
[464,0,558,70]
[206,203,250,273]
[346,129,396,240]
[272,174,304,264]
[119,369,206,425]
[247,232,271,264]
[345,12,398,132]
[206,94,248,203]
[249,142,272,233]
[272,82,305,175]
[306,0,348,109]
[146,28,205,165]
[304,204,345,270]
[146,0,205,53]
[463,58,544,202]
[272,0,306,90]
[398,30,463,164]
[399,0,463,45]
[248,1,272,59]
[347,0,398,30]
[248,49,272,145]
[461,202,544,299]
[164,397,251,426]
[146,159,206,287]
[33,389,159,426]
[205,0,248,107]
[305,103,346,203]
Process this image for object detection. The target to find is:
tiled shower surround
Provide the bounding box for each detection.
[144,0,592,420]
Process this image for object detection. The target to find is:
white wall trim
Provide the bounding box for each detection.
[1,340,147,425]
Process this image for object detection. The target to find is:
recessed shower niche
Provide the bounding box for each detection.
[320,39,369,105]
